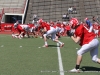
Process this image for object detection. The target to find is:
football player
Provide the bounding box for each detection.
[67,18,100,72]
[38,19,64,47]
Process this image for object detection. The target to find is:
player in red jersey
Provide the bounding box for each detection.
[12,21,19,38]
[67,18,100,72]
[38,19,64,47]
[17,24,31,39]
[65,23,71,36]
[12,23,31,39]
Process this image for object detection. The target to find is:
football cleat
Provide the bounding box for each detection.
[18,36,22,39]
[69,68,80,73]
[42,45,48,47]
[60,43,64,47]
[12,34,15,38]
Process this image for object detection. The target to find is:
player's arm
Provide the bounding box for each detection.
[43,27,47,32]
[40,27,47,34]
[71,36,80,43]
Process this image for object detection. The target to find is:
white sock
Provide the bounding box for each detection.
[14,35,18,38]
[45,41,48,45]
[57,41,62,45]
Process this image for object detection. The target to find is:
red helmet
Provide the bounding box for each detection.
[38,19,43,23]
[69,18,79,28]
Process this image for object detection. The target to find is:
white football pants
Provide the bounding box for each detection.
[43,27,56,41]
[77,38,99,62]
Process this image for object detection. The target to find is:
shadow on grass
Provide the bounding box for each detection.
[80,66,100,71]
[48,45,59,47]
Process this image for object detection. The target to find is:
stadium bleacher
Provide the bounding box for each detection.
[0,0,100,32]
[0,0,27,32]
[0,0,26,13]
[25,0,100,23]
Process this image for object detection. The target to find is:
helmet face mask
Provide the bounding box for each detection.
[71,24,77,29]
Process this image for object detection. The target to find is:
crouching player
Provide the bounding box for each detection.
[38,19,64,47]
[67,18,100,72]
[12,24,31,39]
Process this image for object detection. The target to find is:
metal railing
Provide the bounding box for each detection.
[0,8,4,21]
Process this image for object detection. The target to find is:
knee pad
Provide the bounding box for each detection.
[92,56,98,63]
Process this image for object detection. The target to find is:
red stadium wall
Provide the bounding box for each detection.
[0,23,14,34]
[0,23,34,34]
[0,23,14,32]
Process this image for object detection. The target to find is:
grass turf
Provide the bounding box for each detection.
[0,34,100,75]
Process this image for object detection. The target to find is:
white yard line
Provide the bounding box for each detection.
[57,43,64,75]
[41,70,100,73]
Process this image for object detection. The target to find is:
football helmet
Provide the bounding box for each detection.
[38,19,43,23]
[69,18,79,28]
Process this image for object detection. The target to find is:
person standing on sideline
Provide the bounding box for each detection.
[67,18,100,73]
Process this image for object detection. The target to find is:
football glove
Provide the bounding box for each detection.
[67,30,74,37]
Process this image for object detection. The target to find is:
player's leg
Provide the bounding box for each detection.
[90,48,100,64]
[70,38,100,72]
[18,31,24,39]
[51,32,64,47]
[90,39,100,64]
[34,27,38,38]
[42,33,48,47]
[42,30,52,47]
[69,55,82,72]
[70,43,94,72]
[25,28,30,38]
[42,28,56,47]
[12,29,21,38]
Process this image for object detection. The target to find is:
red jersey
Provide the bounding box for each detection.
[53,25,57,29]
[75,24,96,46]
[98,25,100,30]
[40,22,50,31]
[65,25,71,30]
[93,23,98,30]
[28,23,34,28]
[56,23,61,28]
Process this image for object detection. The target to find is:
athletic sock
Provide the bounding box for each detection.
[75,65,80,69]
[45,41,48,45]
[57,41,62,45]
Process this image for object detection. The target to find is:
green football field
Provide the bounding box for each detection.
[0,34,100,75]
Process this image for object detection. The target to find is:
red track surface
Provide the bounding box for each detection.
[0,31,12,35]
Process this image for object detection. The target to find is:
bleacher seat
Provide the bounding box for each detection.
[0,0,26,14]
[25,0,100,23]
